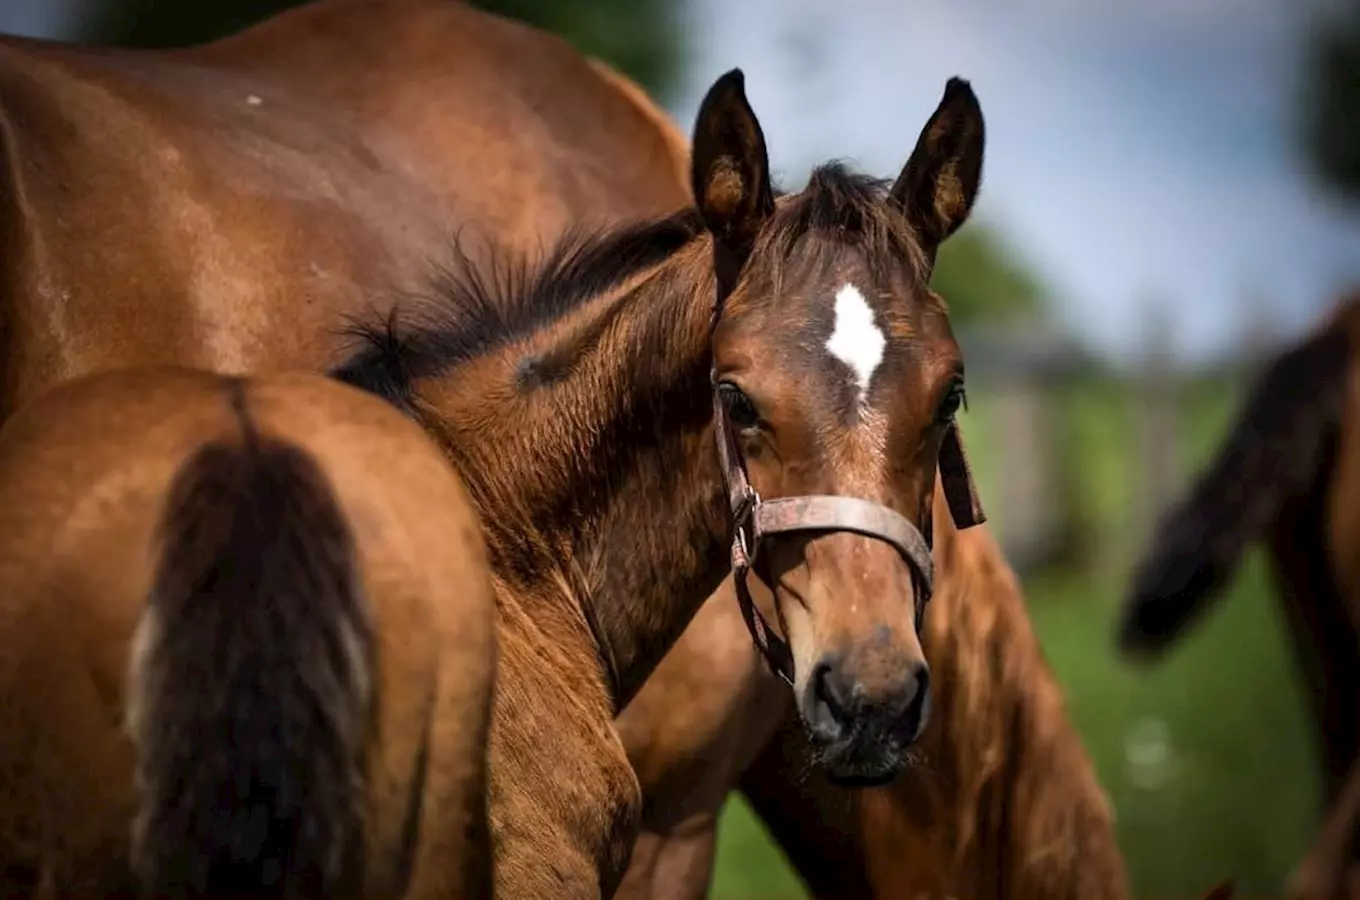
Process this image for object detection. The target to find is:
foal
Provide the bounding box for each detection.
[336,70,987,897]
[0,368,497,897]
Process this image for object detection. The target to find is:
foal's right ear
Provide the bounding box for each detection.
[690,69,776,260]
[889,77,985,266]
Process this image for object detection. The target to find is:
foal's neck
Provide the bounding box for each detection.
[415,239,733,709]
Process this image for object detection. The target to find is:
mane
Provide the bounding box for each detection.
[330,209,705,407]
[760,162,931,293]
[331,162,931,405]
[925,493,1128,898]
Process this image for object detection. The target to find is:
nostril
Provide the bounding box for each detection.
[913,663,931,701]
[814,660,851,720]
[805,657,857,740]
[901,663,932,738]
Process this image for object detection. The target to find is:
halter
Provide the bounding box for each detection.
[708,304,986,687]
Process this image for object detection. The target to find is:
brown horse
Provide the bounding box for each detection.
[617,481,1131,900]
[1118,292,1360,900]
[332,69,988,897]
[0,366,497,897]
[0,0,689,416]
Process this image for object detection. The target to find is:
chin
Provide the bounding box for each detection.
[824,765,899,789]
[815,739,906,788]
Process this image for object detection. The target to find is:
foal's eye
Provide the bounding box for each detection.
[718,382,761,430]
[936,381,966,424]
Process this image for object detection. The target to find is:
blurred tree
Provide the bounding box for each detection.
[932,221,1048,328]
[464,0,683,104]
[1299,5,1360,200]
[73,0,684,103]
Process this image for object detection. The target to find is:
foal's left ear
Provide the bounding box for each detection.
[889,77,985,266]
[690,69,776,261]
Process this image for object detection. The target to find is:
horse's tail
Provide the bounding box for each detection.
[1117,316,1354,659]
[127,425,373,896]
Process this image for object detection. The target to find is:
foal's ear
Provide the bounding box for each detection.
[690,69,775,259]
[889,77,985,265]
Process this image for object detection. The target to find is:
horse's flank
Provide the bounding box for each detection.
[0,0,689,415]
[927,497,1125,899]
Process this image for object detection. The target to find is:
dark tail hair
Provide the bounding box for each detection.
[128,423,373,896]
[1117,317,1354,659]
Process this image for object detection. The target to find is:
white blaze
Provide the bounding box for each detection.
[825,283,886,405]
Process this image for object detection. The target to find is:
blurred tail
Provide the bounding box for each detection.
[127,417,373,896]
[1117,316,1353,660]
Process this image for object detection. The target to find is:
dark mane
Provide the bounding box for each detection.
[332,162,928,410]
[331,209,705,409]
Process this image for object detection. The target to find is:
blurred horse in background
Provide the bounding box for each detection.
[1119,291,1360,900]
[0,368,498,897]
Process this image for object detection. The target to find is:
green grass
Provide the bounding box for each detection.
[710,375,1324,899]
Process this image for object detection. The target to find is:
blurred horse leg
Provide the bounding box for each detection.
[1291,754,1360,900]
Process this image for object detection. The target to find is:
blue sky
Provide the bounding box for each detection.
[671,0,1360,364]
[6,0,1360,364]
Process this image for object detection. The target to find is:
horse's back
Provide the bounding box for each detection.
[0,0,689,414]
[192,0,691,222]
[0,367,497,895]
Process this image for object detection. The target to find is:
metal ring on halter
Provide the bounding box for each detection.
[732,490,760,565]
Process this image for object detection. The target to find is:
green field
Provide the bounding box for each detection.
[710,375,1323,899]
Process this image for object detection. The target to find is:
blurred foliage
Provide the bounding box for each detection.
[1300,6,1360,200]
[933,221,1049,328]
[75,0,307,46]
[74,0,684,103]
[465,0,684,104]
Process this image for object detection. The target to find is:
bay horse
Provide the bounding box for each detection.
[0,0,689,416]
[1119,292,1360,900]
[333,69,988,897]
[0,366,498,897]
[616,482,1131,900]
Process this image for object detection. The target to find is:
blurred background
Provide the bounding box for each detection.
[6,0,1360,895]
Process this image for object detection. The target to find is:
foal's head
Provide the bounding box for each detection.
[692,71,984,784]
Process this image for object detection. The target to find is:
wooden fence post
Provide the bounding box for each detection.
[1134,299,1182,551]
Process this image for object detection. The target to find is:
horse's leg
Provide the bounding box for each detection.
[1290,755,1360,900]
[615,585,790,900]
[613,814,719,900]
